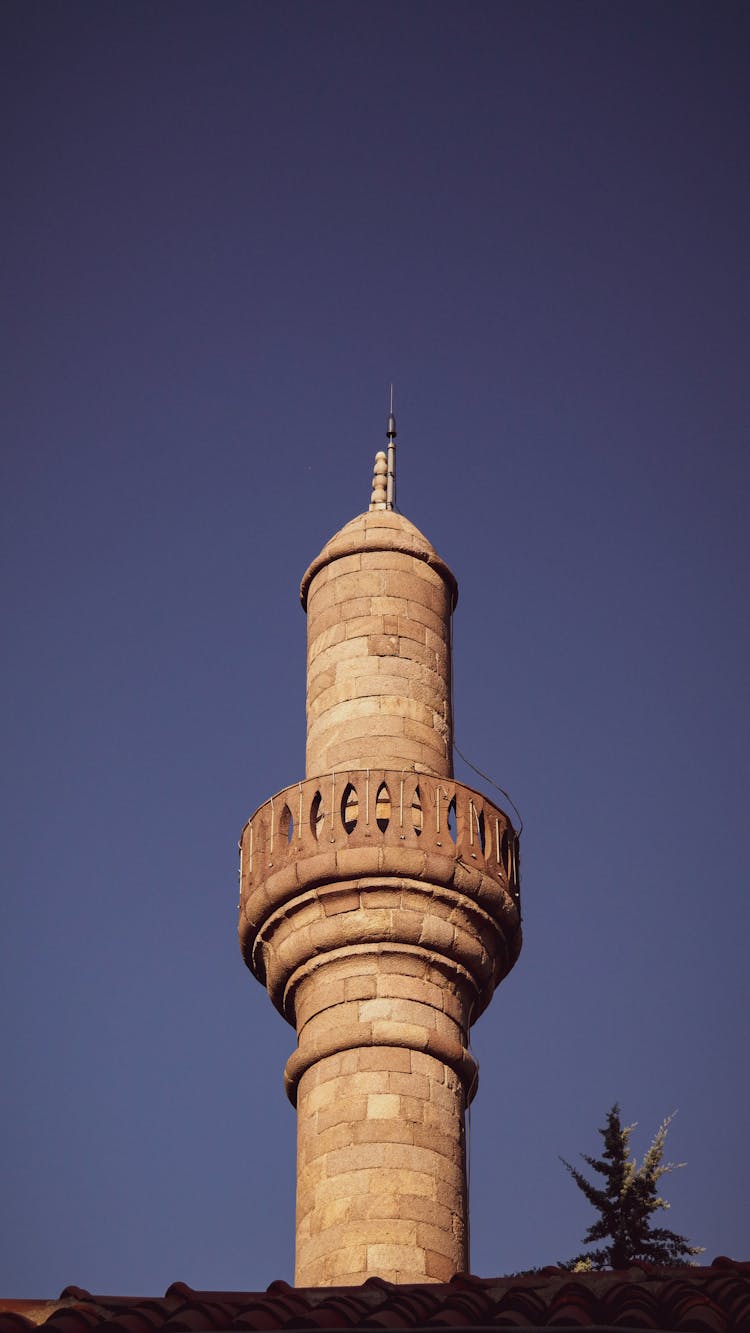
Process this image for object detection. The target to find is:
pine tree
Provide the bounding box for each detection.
[561,1104,703,1269]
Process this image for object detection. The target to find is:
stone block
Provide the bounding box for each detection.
[303,1079,341,1115]
[422,1099,461,1131]
[398,1195,455,1231]
[366,1244,426,1275]
[344,594,382,621]
[377,952,428,977]
[396,617,427,644]
[347,1192,399,1221]
[333,570,386,603]
[428,627,453,660]
[417,1220,459,1259]
[315,1196,352,1231]
[325,1142,387,1175]
[404,716,448,753]
[331,953,382,978]
[385,1071,430,1100]
[294,975,347,1023]
[307,622,346,656]
[372,569,433,606]
[368,594,410,618]
[398,638,447,676]
[312,1168,374,1205]
[296,1154,326,1191]
[319,889,361,916]
[377,972,445,1009]
[404,599,445,636]
[429,1077,464,1114]
[369,1017,429,1050]
[361,550,415,572]
[317,634,373,669]
[358,654,429,684]
[323,1269,373,1285]
[357,888,402,910]
[319,1244,367,1280]
[306,601,349,638]
[300,1120,353,1165]
[434,1009,461,1041]
[319,713,406,749]
[320,552,362,578]
[343,612,386,638]
[345,1218,419,1248]
[307,580,337,614]
[367,633,401,657]
[398,1095,427,1124]
[424,1249,458,1280]
[366,1166,436,1199]
[439,987,466,1023]
[353,1119,413,1145]
[412,1123,460,1162]
[366,1092,400,1119]
[306,663,337,696]
[315,1095,368,1135]
[301,1221,357,1258]
[418,913,455,954]
[356,1045,411,1072]
[302,999,361,1040]
[353,670,418,697]
[344,1069,396,1096]
[306,693,379,735]
[343,975,378,1001]
[360,996,437,1030]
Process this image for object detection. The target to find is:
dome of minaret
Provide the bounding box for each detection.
[300,502,458,610]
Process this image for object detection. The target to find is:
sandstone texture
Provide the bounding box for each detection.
[301,511,457,779]
[240,501,522,1285]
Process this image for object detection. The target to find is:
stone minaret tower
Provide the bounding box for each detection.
[239,414,521,1286]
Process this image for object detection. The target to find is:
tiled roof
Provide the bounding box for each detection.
[1,1259,748,1333]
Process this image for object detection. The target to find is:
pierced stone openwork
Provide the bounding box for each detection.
[375,781,390,832]
[240,769,521,919]
[280,803,294,844]
[341,782,358,833]
[310,790,324,840]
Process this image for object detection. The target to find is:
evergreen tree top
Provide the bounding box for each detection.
[561,1103,703,1270]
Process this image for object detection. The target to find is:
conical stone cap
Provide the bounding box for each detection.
[300,509,458,610]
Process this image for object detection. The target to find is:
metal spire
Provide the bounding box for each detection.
[386,384,397,511]
[369,387,398,512]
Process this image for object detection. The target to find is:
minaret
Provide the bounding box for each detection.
[239,410,522,1286]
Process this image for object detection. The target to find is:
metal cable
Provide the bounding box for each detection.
[452,739,524,835]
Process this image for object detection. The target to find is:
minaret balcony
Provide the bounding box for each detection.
[239,769,522,1104]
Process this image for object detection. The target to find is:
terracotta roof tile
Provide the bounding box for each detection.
[43,1310,105,1333]
[0,1317,38,1333]
[231,1310,284,1332]
[491,1288,547,1326]
[2,1260,749,1333]
[308,1296,374,1328]
[96,1314,163,1333]
[492,1319,537,1330]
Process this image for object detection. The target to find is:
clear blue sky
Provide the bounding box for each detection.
[2,0,748,1297]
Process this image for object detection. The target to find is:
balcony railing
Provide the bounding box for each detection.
[239,768,520,907]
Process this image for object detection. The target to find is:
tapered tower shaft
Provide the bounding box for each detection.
[240,443,521,1285]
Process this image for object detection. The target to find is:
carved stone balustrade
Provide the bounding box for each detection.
[239,768,521,1109]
